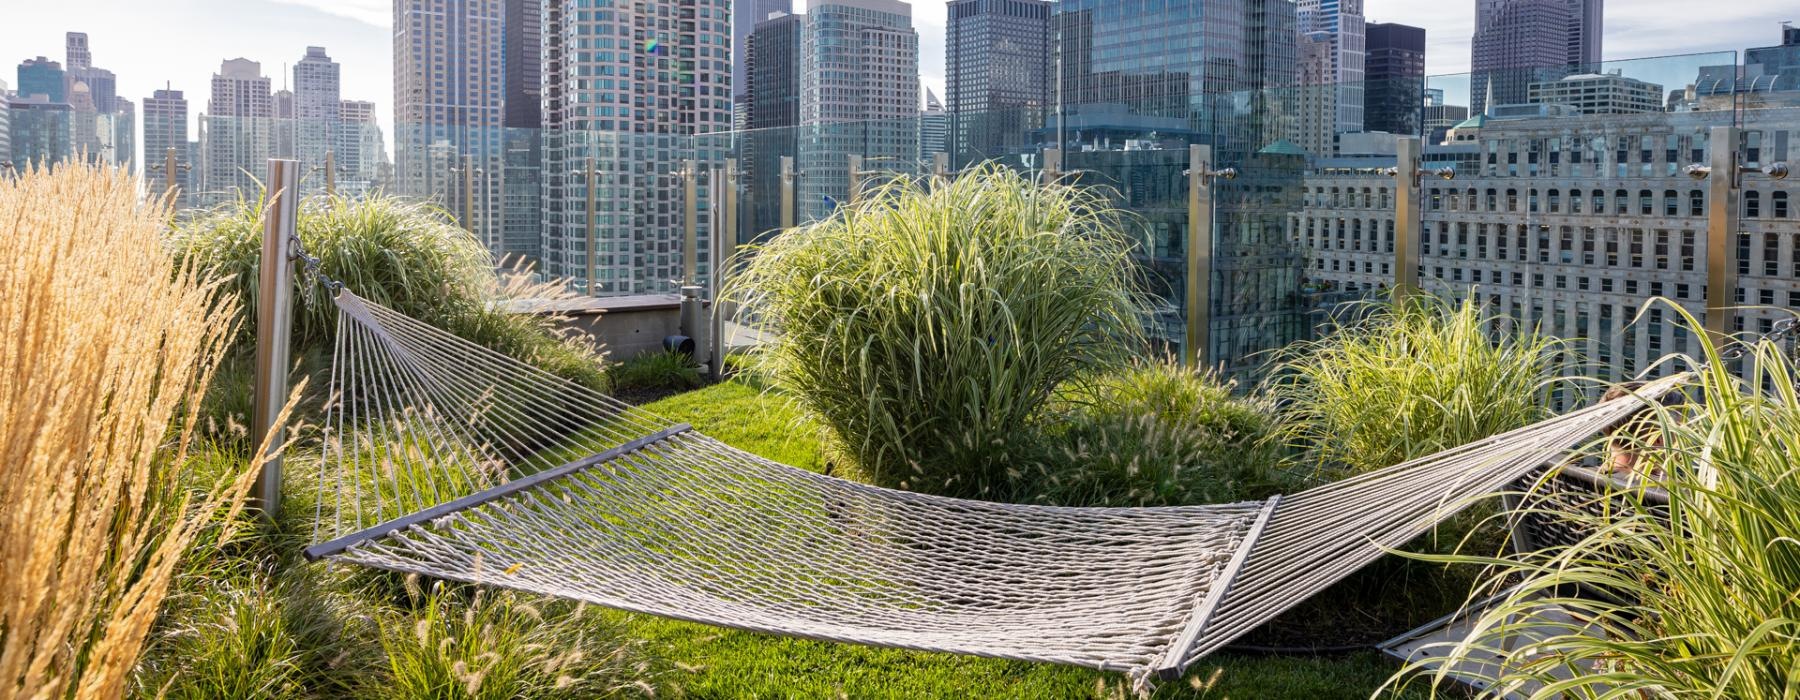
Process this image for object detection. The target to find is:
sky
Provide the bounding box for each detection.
[3,0,1793,163]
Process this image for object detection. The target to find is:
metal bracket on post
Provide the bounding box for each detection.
[1386,136,1444,300]
[1184,145,1233,370]
[779,155,796,230]
[683,159,699,286]
[1043,148,1062,180]
[251,159,300,519]
[847,154,864,207]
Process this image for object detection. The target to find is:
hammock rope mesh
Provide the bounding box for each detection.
[305,289,1678,690]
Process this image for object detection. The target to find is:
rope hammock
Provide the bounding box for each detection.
[303,289,1681,691]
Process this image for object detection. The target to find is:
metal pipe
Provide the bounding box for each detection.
[1703,126,1740,341]
[586,156,598,295]
[779,155,795,230]
[251,158,300,518]
[1393,136,1422,299]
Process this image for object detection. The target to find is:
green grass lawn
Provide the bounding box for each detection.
[625,379,1420,699]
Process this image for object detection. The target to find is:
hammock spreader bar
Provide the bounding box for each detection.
[303,423,693,561]
[1154,494,1280,680]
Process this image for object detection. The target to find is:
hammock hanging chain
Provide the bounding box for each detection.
[286,230,343,301]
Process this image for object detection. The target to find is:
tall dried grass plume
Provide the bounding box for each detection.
[0,163,262,698]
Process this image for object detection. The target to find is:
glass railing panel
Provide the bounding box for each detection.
[1736,87,1800,355]
[1415,52,1738,385]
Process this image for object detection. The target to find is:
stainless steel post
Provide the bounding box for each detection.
[1393,136,1422,299]
[779,155,796,230]
[1704,125,1741,341]
[325,150,336,198]
[164,146,180,203]
[933,152,949,179]
[683,159,699,284]
[462,154,476,235]
[585,156,598,295]
[251,159,300,518]
[847,154,864,207]
[1043,148,1061,180]
[1185,144,1215,369]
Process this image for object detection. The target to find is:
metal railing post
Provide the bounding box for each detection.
[585,156,598,295]
[847,154,864,207]
[683,159,699,285]
[1185,144,1215,369]
[779,155,796,230]
[324,150,336,198]
[1043,148,1062,180]
[932,152,949,180]
[164,146,180,203]
[251,158,300,518]
[461,154,477,235]
[1703,125,1741,341]
[1393,136,1422,299]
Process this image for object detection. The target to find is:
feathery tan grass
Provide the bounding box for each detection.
[0,164,261,699]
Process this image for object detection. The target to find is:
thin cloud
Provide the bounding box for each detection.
[271,0,387,27]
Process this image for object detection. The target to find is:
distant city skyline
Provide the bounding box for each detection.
[3,0,1793,172]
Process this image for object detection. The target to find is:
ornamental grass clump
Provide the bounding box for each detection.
[1390,305,1800,699]
[1030,360,1288,507]
[0,163,263,698]
[727,164,1147,498]
[1268,292,1564,476]
[167,192,607,445]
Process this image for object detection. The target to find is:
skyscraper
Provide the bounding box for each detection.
[918,88,946,161]
[9,95,72,169]
[0,79,11,169]
[540,0,734,293]
[1565,0,1602,68]
[733,0,793,107]
[1470,0,1595,115]
[798,0,919,221]
[272,88,296,159]
[395,0,504,252]
[17,58,65,103]
[1295,0,1366,150]
[64,32,90,72]
[745,10,803,238]
[144,88,193,203]
[204,58,273,202]
[294,47,341,189]
[336,99,385,197]
[58,33,131,168]
[1364,22,1425,136]
[1051,0,1308,374]
[945,0,1052,163]
[502,0,542,262]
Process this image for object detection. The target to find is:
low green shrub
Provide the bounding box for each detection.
[134,570,381,700]
[374,582,656,700]
[1027,360,1288,507]
[608,349,704,395]
[1267,292,1564,476]
[727,164,1148,498]
[1390,305,1800,698]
